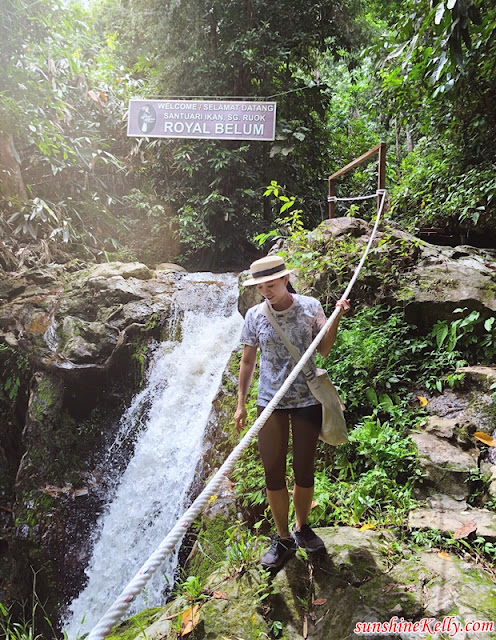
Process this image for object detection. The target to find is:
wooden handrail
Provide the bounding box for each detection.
[328,142,386,218]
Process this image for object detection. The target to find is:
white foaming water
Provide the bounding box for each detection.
[64,273,243,638]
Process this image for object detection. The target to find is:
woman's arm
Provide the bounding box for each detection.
[234,344,258,432]
[317,299,350,358]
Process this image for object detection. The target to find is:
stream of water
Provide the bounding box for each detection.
[63,272,243,638]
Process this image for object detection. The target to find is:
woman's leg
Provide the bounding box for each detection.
[291,404,321,530]
[293,485,314,531]
[257,407,290,537]
[266,488,290,538]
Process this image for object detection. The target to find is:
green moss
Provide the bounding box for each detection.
[131,339,149,388]
[481,280,496,297]
[106,607,164,640]
[144,313,160,332]
[187,513,233,584]
[30,376,62,422]
[160,311,183,343]
[15,490,62,538]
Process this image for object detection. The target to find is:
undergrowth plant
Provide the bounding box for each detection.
[408,528,496,570]
[256,183,358,293]
[311,409,420,527]
[0,602,40,640]
[0,588,66,640]
[0,344,29,404]
[224,523,266,575]
[256,181,424,305]
[431,307,496,369]
[323,305,479,415]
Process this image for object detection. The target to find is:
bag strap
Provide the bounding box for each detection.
[261,301,314,381]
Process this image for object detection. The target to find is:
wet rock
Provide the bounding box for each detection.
[0,262,179,372]
[317,217,371,238]
[116,527,496,640]
[0,261,193,621]
[238,219,496,328]
[408,506,496,540]
[423,416,459,440]
[426,390,468,420]
[400,244,496,329]
[457,366,496,393]
[237,270,262,317]
[155,263,188,273]
[425,493,467,510]
[480,462,496,497]
[59,316,119,363]
[424,383,496,463]
[88,262,153,281]
[411,432,479,500]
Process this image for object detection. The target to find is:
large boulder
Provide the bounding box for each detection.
[0,261,195,623]
[0,261,178,372]
[410,431,479,500]
[107,527,496,640]
[238,218,496,328]
[399,244,496,329]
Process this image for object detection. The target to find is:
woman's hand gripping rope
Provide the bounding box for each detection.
[336,298,351,315]
[317,298,351,358]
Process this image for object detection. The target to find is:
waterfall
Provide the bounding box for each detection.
[63,272,243,638]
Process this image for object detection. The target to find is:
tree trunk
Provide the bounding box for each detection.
[406,128,414,153]
[394,118,400,162]
[0,132,28,204]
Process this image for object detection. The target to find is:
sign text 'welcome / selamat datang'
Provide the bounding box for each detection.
[127,99,277,141]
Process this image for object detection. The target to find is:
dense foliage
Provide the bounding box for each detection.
[379,0,496,240]
[1,1,495,260]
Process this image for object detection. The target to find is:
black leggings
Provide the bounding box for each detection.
[257,404,322,491]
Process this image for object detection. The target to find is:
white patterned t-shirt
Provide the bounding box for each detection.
[240,294,326,408]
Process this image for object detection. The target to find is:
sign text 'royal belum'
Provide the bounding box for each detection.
[127,99,277,141]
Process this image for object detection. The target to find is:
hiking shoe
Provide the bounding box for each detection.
[292,524,325,553]
[261,534,297,569]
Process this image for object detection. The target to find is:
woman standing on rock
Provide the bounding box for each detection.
[234,255,350,570]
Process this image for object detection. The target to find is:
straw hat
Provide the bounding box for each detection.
[243,255,294,286]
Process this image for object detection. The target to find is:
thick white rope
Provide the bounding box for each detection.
[327,193,378,202]
[84,190,387,640]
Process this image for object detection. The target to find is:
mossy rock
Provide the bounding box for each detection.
[106,607,164,640]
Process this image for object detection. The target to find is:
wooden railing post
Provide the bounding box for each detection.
[328,178,336,219]
[377,142,386,216]
[327,143,386,219]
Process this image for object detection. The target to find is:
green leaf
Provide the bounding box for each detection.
[432,51,448,82]
[484,318,495,332]
[459,310,479,327]
[379,393,394,410]
[279,200,294,213]
[446,324,459,352]
[365,387,378,406]
[434,323,449,348]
